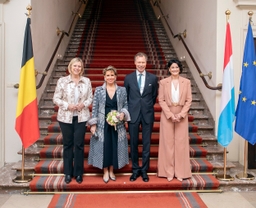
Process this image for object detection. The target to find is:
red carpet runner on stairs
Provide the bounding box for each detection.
[30,0,219,193]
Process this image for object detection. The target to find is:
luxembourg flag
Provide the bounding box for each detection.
[217,22,235,147]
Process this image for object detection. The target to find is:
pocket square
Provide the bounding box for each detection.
[149,84,152,86]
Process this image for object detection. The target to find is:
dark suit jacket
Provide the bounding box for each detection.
[124,71,159,124]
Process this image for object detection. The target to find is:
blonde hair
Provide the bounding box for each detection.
[103,65,117,76]
[68,57,84,76]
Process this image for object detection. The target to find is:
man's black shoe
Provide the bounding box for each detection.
[130,173,140,182]
[76,175,83,184]
[141,172,149,182]
[65,175,72,184]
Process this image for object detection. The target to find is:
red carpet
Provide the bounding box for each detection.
[48,192,207,208]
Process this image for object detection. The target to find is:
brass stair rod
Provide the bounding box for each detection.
[30,172,217,177]
[23,189,223,195]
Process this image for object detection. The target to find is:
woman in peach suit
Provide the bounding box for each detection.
[157,59,192,182]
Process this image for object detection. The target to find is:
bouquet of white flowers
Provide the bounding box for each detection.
[106,110,121,130]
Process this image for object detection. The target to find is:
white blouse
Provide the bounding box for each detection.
[73,85,79,116]
[171,82,179,103]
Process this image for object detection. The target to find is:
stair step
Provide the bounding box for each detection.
[39,121,212,134]
[36,145,208,159]
[29,174,219,192]
[33,158,213,174]
[39,112,207,123]
[12,159,235,174]
[36,132,211,146]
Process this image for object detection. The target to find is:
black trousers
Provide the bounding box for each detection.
[59,117,86,177]
[128,113,153,174]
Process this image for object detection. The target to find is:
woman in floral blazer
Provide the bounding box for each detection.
[53,57,93,184]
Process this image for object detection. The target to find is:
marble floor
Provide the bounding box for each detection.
[0,191,256,208]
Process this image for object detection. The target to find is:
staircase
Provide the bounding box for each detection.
[14,0,228,193]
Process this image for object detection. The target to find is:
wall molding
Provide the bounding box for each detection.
[233,0,256,7]
[0,0,9,4]
[0,4,5,167]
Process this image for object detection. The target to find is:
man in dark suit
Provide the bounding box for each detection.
[124,52,159,182]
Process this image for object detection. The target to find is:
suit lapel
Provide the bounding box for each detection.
[142,72,151,95]
[116,86,121,111]
[166,77,184,103]
[131,71,141,94]
[166,77,172,102]
[179,77,185,101]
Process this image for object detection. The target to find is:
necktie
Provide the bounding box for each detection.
[138,74,142,90]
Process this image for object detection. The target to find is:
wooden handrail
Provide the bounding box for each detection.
[36,0,87,89]
[154,1,221,91]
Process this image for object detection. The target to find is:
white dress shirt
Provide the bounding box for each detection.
[136,70,146,94]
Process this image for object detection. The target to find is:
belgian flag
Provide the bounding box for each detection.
[15,18,39,148]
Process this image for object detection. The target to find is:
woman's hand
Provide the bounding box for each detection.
[174,114,182,122]
[170,115,177,122]
[76,103,85,111]
[68,104,77,111]
[90,125,97,135]
[119,112,125,121]
[170,114,182,122]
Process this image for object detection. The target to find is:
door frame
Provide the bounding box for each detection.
[0,4,5,167]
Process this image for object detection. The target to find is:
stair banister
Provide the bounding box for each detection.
[153,1,222,91]
[36,0,87,89]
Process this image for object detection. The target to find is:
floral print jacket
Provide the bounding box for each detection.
[53,75,93,123]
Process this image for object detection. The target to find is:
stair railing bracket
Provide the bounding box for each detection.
[200,71,212,79]
[35,70,47,77]
[56,27,69,37]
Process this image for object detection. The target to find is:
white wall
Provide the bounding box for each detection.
[3,0,31,164]
[153,0,217,118]
[2,0,83,163]
[152,0,256,162]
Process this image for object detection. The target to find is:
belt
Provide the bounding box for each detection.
[171,102,179,106]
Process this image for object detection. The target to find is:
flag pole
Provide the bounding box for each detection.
[235,11,255,181]
[216,10,234,181]
[13,5,34,183]
[13,146,32,183]
[236,140,255,180]
[217,147,234,181]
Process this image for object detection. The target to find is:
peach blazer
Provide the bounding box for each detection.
[158,76,192,119]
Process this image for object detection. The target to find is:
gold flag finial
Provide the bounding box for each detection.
[225,10,231,22]
[248,11,253,24]
[26,5,32,18]
[248,11,253,17]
